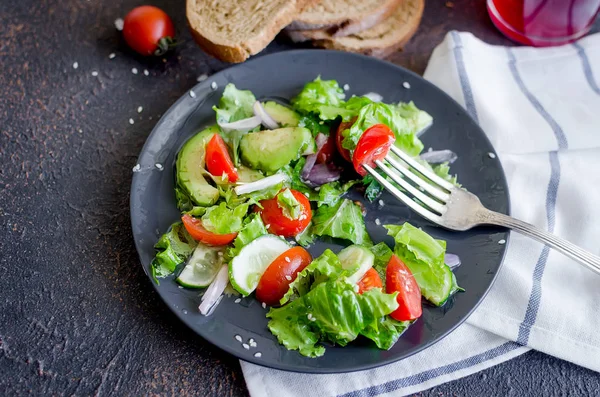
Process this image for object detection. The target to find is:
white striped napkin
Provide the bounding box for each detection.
[242,31,600,396]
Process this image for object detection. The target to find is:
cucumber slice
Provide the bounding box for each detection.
[338,245,375,284]
[229,235,290,296]
[176,243,224,288]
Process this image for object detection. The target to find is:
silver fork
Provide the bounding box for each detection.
[365,145,600,275]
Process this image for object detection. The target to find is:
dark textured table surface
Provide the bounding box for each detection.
[1,0,599,396]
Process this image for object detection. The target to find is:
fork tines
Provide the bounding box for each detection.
[363,146,454,224]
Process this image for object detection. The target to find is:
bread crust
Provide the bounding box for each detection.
[286,0,424,59]
[289,0,402,36]
[187,0,320,63]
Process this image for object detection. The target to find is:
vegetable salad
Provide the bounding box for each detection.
[151,77,461,357]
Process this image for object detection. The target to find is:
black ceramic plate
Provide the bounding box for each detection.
[130,50,509,373]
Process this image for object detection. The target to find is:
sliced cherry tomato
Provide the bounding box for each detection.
[205,134,238,183]
[316,133,336,163]
[255,189,312,237]
[256,247,312,306]
[352,124,396,176]
[335,120,355,162]
[123,6,176,56]
[357,268,383,294]
[181,214,237,246]
[386,255,422,321]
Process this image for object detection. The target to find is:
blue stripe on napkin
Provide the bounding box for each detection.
[573,42,600,95]
[451,31,479,122]
[507,48,568,345]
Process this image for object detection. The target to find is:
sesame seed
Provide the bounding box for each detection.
[131,68,138,75]
[91,71,98,77]
[310,317,316,322]
[155,163,163,170]
[488,152,497,159]
[114,18,124,31]
[265,224,270,229]
[262,302,267,309]
[234,298,241,304]
[343,84,350,90]
[375,218,381,226]
[210,81,218,90]
[249,338,255,344]
[242,343,250,350]
[197,74,208,82]
[285,257,291,263]
[132,164,141,172]
[307,313,313,320]
[129,118,134,125]
[250,340,257,348]
[498,239,506,245]
[378,199,385,207]
[314,187,320,191]
[149,116,153,120]
[189,90,196,98]
[217,251,223,256]
[285,275,292,281]
[235,335,243,342]
[109,53,116,59]
[182,310,188,315]
[137,106,143,113]
[72,62,79,69]
[403,81,411,89]
[178,285,184,289]
[254,352,262,358]
[143,69,149,76]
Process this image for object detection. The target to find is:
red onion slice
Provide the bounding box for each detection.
[306,163,341,186]
[199,264,228,316]
[445,253,461,270]
[420,149,458,164]
[253,101,279,130]
[301,133,328,180]
[218,116,261,132]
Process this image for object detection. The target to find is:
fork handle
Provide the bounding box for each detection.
[482,210,600,276]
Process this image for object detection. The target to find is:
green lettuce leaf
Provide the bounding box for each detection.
[151,222,198,282]
[213,84,257,164]
[266,296,325,358]
[294,222,315,247]
[268,279,399,356]
[201,202,249,234]
[385,223,461,306]
[280,249,343,304]
[316,181,357,208]
[361,317,410,350]
[228,213,268,258]
[362,174,384,202]
[432,162,459,185]
[312,199,372,246]
[298,115,330,137]
[396,101,433,133]
[175,186,194,212]
[317,96,374,122]
[291,77,345,116]
[341,102,424,156]
[277,188,302,220]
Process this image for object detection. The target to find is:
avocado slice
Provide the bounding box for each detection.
[176,126,220,206]
[240,127,313,174]
[262,102,300,127]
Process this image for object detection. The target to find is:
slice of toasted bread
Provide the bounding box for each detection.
[286,0,424,58]
[288,0,403,37]
[187,0,320,63]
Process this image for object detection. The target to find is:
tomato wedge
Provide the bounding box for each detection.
[181,214,237,246]
[256,247,312,306]
[335,120,355,162]
[357,268,383,294]
[352,124,396,176]
[386,255,422,321]
[205,134,238,183]
[255,189,312,237]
